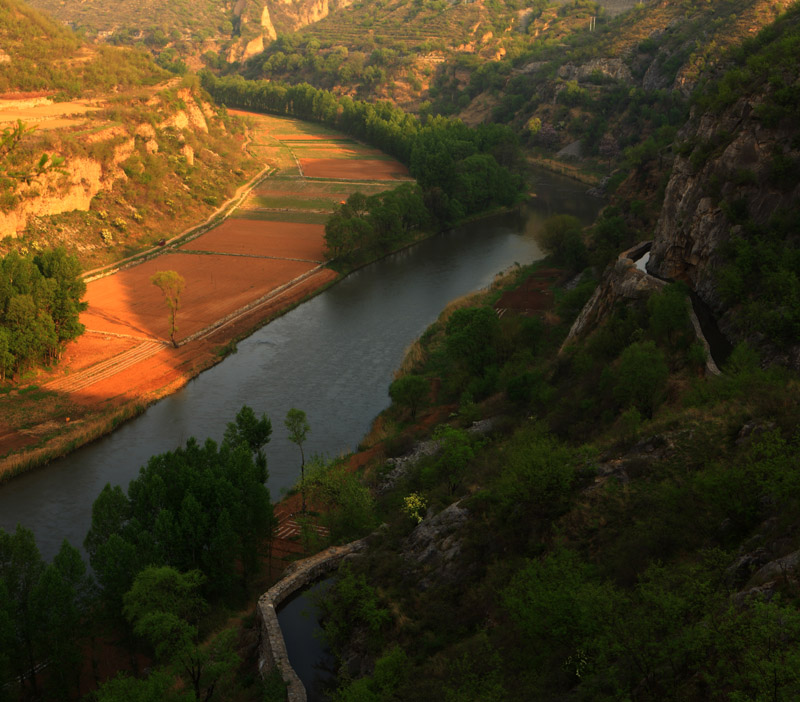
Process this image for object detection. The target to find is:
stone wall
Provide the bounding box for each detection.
[257,539,368,701]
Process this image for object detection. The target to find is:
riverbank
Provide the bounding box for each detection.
[0,111,412,481]
[0,204,502,483]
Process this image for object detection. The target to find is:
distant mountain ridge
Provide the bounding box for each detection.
[23,0,357,68]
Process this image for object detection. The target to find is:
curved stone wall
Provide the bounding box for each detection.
[257,539,368,701]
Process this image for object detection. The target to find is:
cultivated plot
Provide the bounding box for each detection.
[300,158,410,180]
[289,144,395,160]
[82,253,317,343]
[182,218,327,261]
[252,180,392,198]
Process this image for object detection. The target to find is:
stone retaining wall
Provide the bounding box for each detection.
[257,539,368,701]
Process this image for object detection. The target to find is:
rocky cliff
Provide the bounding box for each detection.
[0,84,257,272]
[226,0,355,63]
[648,99,795,305]
[575,7,800,369]
[646,71,800,366]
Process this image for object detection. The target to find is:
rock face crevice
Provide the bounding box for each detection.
[562,242,665,349]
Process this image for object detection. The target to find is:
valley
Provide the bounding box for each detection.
[1,0,800,699]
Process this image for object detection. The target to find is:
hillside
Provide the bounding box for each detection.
[240,0,632,109]
[297,12,800,699]
[0,0,263,270]
[0,0,164,96]
[24,0,357,68]
[647,3,800,368]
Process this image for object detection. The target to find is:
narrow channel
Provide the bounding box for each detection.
[277,578,336,702]
[0,170,601,559]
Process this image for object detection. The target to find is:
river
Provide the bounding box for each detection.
[0,170,600,559]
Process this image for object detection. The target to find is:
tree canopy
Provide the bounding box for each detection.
[0,248,86,379]
[85,405,275,609]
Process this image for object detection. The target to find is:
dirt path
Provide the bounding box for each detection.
[0,113,410,477]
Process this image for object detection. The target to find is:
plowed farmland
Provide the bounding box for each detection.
[82,253,318,343]
[182,219,327,262]
[300,158,410,180]
[0,112,412,475]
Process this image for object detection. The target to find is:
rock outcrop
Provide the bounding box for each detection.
[647,95,800,366]
[557,58,634,84]
[401,500,473,589]
[226,0,355,62]
[0,90,216,238]
[562,243,665,349]
[0,154,121,239]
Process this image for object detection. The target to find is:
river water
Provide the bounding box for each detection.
[0,171,600,559]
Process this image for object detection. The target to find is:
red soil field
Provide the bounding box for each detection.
[58,333,140,374]
[272,135,350,141]
[300,158,410,180]
[494,269,564,316]
[82,253,317,343]
[183,218,327,261]
[251,188,336,198]
[293,144,384,153]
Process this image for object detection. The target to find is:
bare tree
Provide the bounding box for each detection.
[284,408,310,513]
[150,270,185,348]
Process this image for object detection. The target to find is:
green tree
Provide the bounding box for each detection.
[319,563,390,661]
[647,283,690,350]
[151,270,185,347]
[223,404,272,481]
[307,459,377,542]
[613,340,669,417]
[285,408,311,512]
[432,425,477,495]
[0,328,13,382]
[123,566,239,701]
[33,247,87,351]
[0,527,89,699]
[389,374,428,420]
[445,306,500,377]
[540,214,587,272]
[95,671,188,702]
[85,409,274,606]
